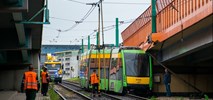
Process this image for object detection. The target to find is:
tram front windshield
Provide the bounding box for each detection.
[124,53,149,77]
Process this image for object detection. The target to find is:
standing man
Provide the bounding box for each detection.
[90,69,100,97]
[21,66,40,100]
[41,67,49,96]
[163,68,171,97]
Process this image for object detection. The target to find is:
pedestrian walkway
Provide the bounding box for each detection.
[0,91,50,100]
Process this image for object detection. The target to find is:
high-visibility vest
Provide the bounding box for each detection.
[90,73,98,84]
[41,71,48,83]
[24,71,38,90]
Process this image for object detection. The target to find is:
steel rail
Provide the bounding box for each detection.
[63,80,151,100]
[53,88,67,100]
[127,94,149,100]
[59,83,92,100]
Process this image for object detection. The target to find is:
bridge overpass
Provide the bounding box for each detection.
[0,0,44,91]
[122,0,213,95]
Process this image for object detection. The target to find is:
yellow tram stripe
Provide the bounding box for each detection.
[90,54,110,58]
[126,76,150,85]
[82,53,120,59]
[111,53,121,58]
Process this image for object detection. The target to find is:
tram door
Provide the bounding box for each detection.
[109,48,123,93]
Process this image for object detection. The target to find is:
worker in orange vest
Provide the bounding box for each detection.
[90,69,100,97]
[21,66,40,100]
[41,67,49,96]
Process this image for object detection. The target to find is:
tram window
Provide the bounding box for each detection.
[91,58,95,63]
[105,58,110,67]
[100,58,110,68]
[117,58,122,70]
[110,58,117,75]
[140,55,149,76]
[117,58,122,80]
[100,69,109,78]
[111,58,117,70]
[90,58,97,68]
[124,53,149,77]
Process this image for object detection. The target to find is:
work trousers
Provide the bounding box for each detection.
[41,83,48,96]
[165,83,171,96]
[92,83,99,94]
[25,89,37,100]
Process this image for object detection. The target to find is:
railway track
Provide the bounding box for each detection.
[127,94,149,100]
[53,87,67,100]
[58,83,92,100]
[62,80,149,100]
[61,81,114,100]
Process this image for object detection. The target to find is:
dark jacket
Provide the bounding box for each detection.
[163,73,171,84]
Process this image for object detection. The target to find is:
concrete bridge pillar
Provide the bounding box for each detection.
[0,51,41,91]
[31,51,41,81]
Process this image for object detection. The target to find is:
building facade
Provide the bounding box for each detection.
[41,45,81,65]
[41,45,82,79]
[55,50,80,79]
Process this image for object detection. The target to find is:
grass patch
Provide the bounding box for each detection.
[66,77,80,83]
[48,83,60,100]
[150,96,157,100]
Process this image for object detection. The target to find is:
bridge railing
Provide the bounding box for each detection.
[156,0,212,42]
[122,0,213,46]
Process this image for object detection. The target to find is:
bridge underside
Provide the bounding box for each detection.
[151,14,213,72]
[150,14,213,94]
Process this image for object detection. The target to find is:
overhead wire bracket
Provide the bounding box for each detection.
[17,0,50,24]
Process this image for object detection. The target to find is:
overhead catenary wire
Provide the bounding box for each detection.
[43,1,150,45]
[66,0,151,5]
[50,16,115,23]
[48,0,190,43]
[44,0,195,45]
[46,0,190,37]
[44,0,151,43]
[59,4,97,32]
[44,20,129,44]
[50,17,76,22]
[90,0,191,42]
[66,0,86,4]
[103,2,150,5]
[44,20,128,32]
[43,26,59,30]
[45,13,148,44]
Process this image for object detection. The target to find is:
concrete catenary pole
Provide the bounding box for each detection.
[81,39,84,53]
[115,18,119,47]
[96,32,99,47]
[149,0,156,90]
[151,0,156,33]
[88,35,90,50]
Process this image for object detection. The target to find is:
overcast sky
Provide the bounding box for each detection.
[42,0,151,45]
